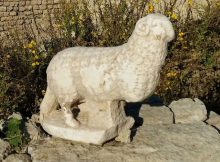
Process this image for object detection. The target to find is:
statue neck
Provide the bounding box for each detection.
[121,33,167,69]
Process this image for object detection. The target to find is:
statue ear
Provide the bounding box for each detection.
[135,19,150,36]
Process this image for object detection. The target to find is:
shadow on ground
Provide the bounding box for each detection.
[125,95,164,140]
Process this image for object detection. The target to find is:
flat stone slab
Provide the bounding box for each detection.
[28,122,220,162]
[125,103,173,126]
[41,111,118,145]
[139,104,174,125]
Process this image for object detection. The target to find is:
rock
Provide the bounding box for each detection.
[3,154,31,162]
[125,103,173,126]
[28,122,220,162]
[0,139,10,160]
[25,121,43,141]
[30,114,40,124]
[133,122,220,162]
[207,111,220,131]
[8,112,22,120]
[169,98,207,123]
[139,104,174,125]
[0,120,5,131]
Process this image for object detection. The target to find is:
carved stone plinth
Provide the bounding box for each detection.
[41,100,134,145]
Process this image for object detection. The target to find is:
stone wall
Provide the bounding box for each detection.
[0,0,71,41]
[0,0,216,44]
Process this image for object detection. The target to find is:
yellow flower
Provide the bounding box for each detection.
[25,40,37,49]
[171,13,177,20]
[154,0,159,4]
[34,55,39,59]
[178,37,184,41]
[166,11,172,16]
[147,2,154,14]
[166,71,177,78]
[187,0,193,6]
[178,32,184,37]
[30,40,36,46]
[71,16,75,25]
[28,44,33,49]
[55,23,62,28]
[32,62,36,67]
[32,50,36,54]
[35,61,40,66]
[178,32,185,41]
[166,12,177,20]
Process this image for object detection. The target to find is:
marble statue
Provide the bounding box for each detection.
[40,13,175,145]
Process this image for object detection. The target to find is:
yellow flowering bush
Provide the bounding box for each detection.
[0,0,220,119]
[156,2,220,110]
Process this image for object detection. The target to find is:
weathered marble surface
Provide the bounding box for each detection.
[40,13,175,144]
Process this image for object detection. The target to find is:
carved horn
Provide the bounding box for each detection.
[135,18,150,36]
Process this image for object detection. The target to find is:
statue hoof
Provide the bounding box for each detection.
[65,118,80,128]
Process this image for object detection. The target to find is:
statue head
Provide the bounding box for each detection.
[135,13,175,42]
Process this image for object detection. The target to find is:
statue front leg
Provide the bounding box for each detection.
[61,103,80,128]
[110,100,135,143]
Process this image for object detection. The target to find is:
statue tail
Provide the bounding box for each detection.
[40,87,58,122]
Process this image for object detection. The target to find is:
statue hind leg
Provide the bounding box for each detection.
[40,87,59,122]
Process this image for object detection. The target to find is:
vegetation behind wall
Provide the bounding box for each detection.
[0,0,219,119]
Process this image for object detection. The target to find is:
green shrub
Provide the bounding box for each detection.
[4,118,29,151]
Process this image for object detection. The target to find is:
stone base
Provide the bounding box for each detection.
[41,100,134,145]
[41,111,118,145]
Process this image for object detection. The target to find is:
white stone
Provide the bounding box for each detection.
[25,121,43,141]
[169,98,207,123]
[3,154,31,162]
[0,120,5,131]
[40,14,175,145]
[30,114,40,124]
[207,111,220,131]
[28,122,220,162]
[0,139,10,161]
[8,112,22,120]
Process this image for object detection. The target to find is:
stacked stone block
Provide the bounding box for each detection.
[0,0,68,41]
